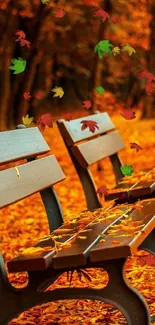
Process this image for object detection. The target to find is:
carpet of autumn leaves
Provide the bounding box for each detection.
[0,112,155,325]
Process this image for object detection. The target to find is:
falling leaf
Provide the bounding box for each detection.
[97,186,108,197]
[20,39,31,48]
[94,85,105,94]
[9,57,27,74]
[22,114,34,127]
[37,113,53,132]
[111,15,118,23]
[121,108,136,120]
[145,81,155,95]
[51,86,64,98]
[93,8,110,22]
[112,46,121,56]
[55,8,66,18]
[23,92,31,101]
[137,69,155,82]
[130,142,142,153]
[82,100,91,109]
[81,120,99,133]
[121,44,136,56]
[120,164,133,176]
[15,30,26,41]
[94,40,113,58]
[41,0,51,3]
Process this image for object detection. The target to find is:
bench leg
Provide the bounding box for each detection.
[0,255,150,325]
[139,228,155,256]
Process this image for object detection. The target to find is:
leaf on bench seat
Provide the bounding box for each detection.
[21,246,54,255]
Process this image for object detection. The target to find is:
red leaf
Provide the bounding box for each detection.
[82,100,91,109]
[62,113,73,121]
[145,80,155,95]
[80,120,99,133]
[130,142,142,153]
[20,39,31,48]
[97,186,108,197]
[23,92,31,101]
[15,30,26,41]
[137,69,155,82]
[55,8,66,18]
[121,109,136,120]
[93,8,110,22]
[111,15,118,23]
[37,113,53,132]
[139,255,155,266]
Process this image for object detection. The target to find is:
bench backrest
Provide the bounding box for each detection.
[0,125,65,233]
[57,112,125,210]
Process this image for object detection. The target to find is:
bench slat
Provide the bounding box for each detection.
[0,127,50,165]
[57,113,115,146]
[71,131,125,167]
[52,204,133,269]
[90,198,155,262]
[7,203,114,272]
[0,155,65,208]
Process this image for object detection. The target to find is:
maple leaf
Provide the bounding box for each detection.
[93,8,110,23]
[120,164,133,176]
[37,113,53,132]
[51,86,64,98]
[94,40,113,58]
[94,85,105,94]
[20,39,31,48]
[112,46,121,56]
[111,15,118,23]
[9,57,27,74]
[121,108,136,120]
[55,8,66,18]
[137,69,155,82]
[145,80,155,95]
[138,255,155,267]
[41,0,50,3]
[62,113,73,121]
[82,100,91,109]
[97,186,108,197]
[121,44,136,56]
[23,92,31,101]
[80,120,99,133]
[130,142,142,153]
[22,114,34,127]
[15,30,26,41]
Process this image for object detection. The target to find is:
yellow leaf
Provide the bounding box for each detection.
[112,46,121,56]
[21,247,44,255]
[112,240,120,245]
[78,236,87,239]
[22,114,34,127]
[121,44,136,56]
[51,86,64,98]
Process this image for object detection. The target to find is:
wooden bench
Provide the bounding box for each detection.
[0,125,154,325]
[56,112,155,209]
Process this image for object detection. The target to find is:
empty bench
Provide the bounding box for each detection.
[56,112,155,208]
[0,126,154,325]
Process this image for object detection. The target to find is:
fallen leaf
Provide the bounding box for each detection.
[80,120,99,133]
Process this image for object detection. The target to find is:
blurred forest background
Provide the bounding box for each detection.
[0,0,155,131]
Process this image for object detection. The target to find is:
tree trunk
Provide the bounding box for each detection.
[90,0,113,114]
[141,2,155,119]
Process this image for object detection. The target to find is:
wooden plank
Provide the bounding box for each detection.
[0,127,50,165]
[57,113,115,146]
[129,181,155,199]
[7,204,114,272]
[0,155,65,209]
[90,198,155,262]
[52,204,133,269]
[71,131,125,168]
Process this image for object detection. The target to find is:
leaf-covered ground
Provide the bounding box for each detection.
[0,113,155,325]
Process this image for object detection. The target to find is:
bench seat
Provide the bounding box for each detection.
[8,198,155,272]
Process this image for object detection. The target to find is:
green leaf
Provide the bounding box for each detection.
[94,40,113,58]
[120,164,133,176]
[94,85,105,94]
